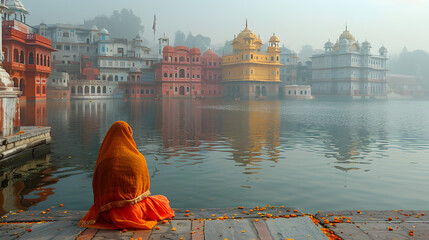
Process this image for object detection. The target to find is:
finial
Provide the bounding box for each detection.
[345,22,348,31]
[246,18,248,28]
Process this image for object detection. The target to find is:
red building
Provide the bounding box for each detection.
[155,45,203,97]
[122,68,157,99]
[2,20,54,101]
[201,49,222,97]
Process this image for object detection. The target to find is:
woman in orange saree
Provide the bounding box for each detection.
[79,121,175,229]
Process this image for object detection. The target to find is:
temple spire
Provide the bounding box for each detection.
[246,18,248,28]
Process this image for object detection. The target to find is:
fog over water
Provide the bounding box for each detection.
[23,0,429,54]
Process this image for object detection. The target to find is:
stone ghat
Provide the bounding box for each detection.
[0,207,332,240]
[0,126,51,161]
[315,210,429,240]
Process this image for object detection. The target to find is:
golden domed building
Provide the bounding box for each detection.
[222,23,282,99]
[311,27,388,97]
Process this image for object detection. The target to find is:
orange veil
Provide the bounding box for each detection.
[79,121,174,229]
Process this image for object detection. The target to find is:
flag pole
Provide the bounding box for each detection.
[153,14,156,55]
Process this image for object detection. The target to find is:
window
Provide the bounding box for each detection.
[179,56,185,62]
[29,52,34,64]
[187,87,189,92]
[175,73,177,78]
[151,89,154,94]
[179,69,185,78]
[175,87,178,92]
[146,89,149,94]
[164,56,168,61]
[271,56,274,61]
[170,74,173,78]
[164,73,167,78]
[196,58,199,62]
[251,54,253,59]
[64,45,70,51]
[42,86,46,94]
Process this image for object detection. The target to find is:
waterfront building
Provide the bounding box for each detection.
[201,49,222,97]
[387,74,427,97]
[279,46,298,85]
[311,27,388,97]
[122,68,157,99]
[34,23,99,80]
[97,32,158,83]
[155,45,203,97]
[47,72,70,99]
[222,24,282,99]
[2,0,54,101]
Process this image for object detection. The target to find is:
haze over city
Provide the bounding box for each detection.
[24,0,429,54]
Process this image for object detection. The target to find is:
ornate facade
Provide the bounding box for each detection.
[222,24,282,99]
[311,27,388,97]
[2,0,54,101]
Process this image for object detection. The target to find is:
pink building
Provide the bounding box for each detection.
[155,45,222,98]
[201,49,222,97]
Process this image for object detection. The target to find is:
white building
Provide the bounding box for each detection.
[311,27,388,97]
[97,31,158,82]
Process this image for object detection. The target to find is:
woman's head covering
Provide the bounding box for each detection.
[80,121,151,226]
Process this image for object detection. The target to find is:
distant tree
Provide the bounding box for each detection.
[389,48,429,89]
[298,45,323,62]
[85,9,144,39]
[173,31,211,52]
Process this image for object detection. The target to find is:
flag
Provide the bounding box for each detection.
[152,14,156,34]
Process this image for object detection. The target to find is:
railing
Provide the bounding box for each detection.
[3,27,52,47]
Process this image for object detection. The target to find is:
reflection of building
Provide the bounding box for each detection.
[311,27,388,97]
[2,0,54,101]
[0,154,57,215]
[156,99,219,148]
[20,100,47,126]
[222,23,281,99]
[221,101,281,166]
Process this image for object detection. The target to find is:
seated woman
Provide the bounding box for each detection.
[79,121,174,229]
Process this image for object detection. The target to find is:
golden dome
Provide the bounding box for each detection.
[233,26,262,45]
[339,29,355,42]
[269,34,279,42]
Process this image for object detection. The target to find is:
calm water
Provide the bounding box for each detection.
[1,98,429,215]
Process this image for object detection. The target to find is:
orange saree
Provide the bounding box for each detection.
[79,121,174,229]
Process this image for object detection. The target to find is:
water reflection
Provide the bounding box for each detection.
[221,100,281,168]
[0,155,57,215]
[11,99,429,212]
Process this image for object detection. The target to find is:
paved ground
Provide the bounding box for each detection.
[0,207,330,240]
[315,210,429,240]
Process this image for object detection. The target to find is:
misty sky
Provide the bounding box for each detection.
[23,0,429,55]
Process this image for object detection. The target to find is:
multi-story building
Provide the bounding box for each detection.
[311,27,388,97]
[2,0,54,101]
[222,24,282,99]
[201,49,222,97]
[34,23,99,80]
[279,46,298,85]
[97,32,157,82]
[155,45,203,97]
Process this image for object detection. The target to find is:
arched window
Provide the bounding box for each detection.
[103,86,106,93]
[91,86,95,93]
[179,56,185,62]
[131,75,135,82]
[164,73,167,78]
[42,86,46,94]
[108,75,113,81]
[14,49,19,62]
[115,75,119,81]
[37,86,40,94]
[37,54,39,65]
[29,52,34,64]
[47,56,50,67]
[20,50,24,63]
[97,86,101,93]
[78,86,83,94]
[196,57,199,62]
[12,78,18,88]
[187,73,189,78]
[85,86,89,94]
[179,69,185,78]
[137,75,140,82]
[44,55,47,66]
[40,54,43,66]
[71,86,76,94]
[102,75,106,80]
[20,80,25,95]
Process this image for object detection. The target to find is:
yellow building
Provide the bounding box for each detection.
[222,23,282,99]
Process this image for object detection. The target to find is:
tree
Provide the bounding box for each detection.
[173,31,211,52]
[85,9,144,40]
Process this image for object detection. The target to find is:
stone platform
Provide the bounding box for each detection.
[0,207,331,240]
[316,210,429,240]
[0,126,51,162]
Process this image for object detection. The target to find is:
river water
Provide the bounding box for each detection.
[1,98,429,214]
